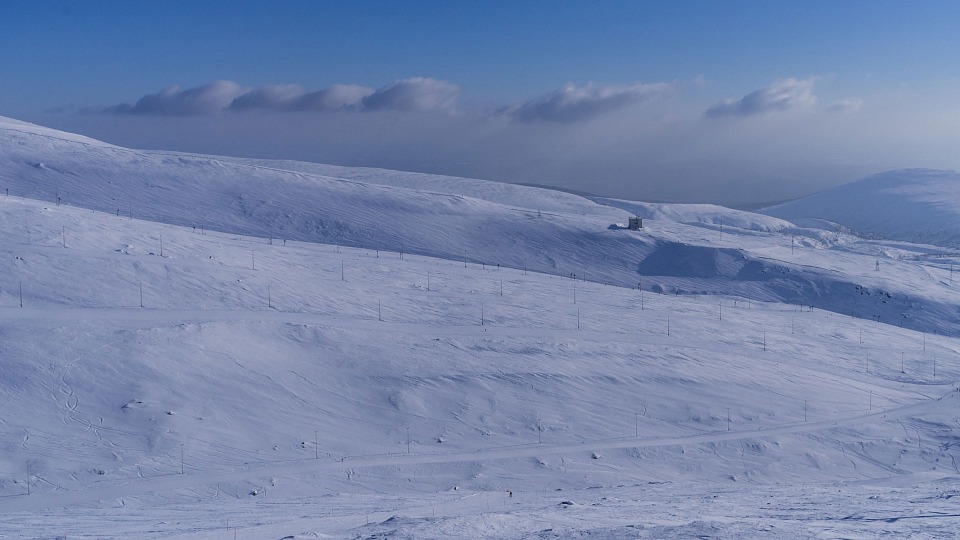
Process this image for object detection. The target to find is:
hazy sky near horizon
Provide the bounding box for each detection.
[3,0,960,204]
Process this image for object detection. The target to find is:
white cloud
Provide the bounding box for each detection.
[705,78,817,119]
[502,82,672,123]
[826,98,863,114]
[70,74,939,207]
[293,84,374,111]
[228,84,374,112]
[106,80,246,116]
[105,79,453,115]
[227,84,307,111]
[360,78,460,112]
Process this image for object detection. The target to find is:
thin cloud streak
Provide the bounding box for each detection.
[361,78,460,112]
[103,78,459,116]
[705,78,817,118]
[228,84,375,112]
[101,79,671,121]
[501,82,673,123]
[826,98,864,114]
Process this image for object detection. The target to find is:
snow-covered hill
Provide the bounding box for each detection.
[1,188,959,538]
[1,117,958,335]
[763,168,960,248]
[1,117,960,537]
[0,116,625,272]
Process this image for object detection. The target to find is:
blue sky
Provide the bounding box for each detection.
[3,1,960,204]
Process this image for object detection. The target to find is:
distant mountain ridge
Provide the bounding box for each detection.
[762,169,960,249]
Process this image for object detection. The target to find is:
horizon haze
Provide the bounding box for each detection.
[4,1,960,204]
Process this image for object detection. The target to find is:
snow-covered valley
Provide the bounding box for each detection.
[1,118,959,538]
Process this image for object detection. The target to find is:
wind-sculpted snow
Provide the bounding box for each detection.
[634,241,960,334]
[637,243,750,279]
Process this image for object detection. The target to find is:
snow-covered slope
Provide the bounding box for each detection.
[763,168,960,248]
[221,157,614,218]
[0,116,651,285]
[2,118,960,537]
[1,117,958,336]
[594,197,794,232]
[0,186,959,538]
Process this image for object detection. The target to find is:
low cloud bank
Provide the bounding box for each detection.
[706,78,817,118]
[44,73,925,206]
[102,79,671,123]
[501,82,672,123]
[104,80,246,116]
[103,78,459,116]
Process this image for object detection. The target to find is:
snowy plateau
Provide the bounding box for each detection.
[0,115,960,538]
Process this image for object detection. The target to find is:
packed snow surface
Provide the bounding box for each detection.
[0,117,959,538]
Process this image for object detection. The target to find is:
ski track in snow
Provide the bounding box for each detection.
[1,387,950,514]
